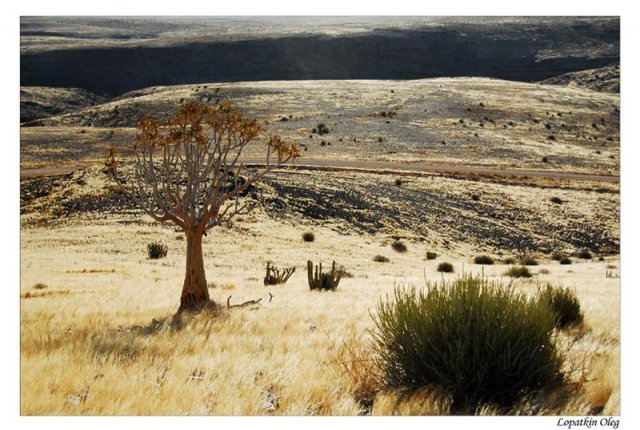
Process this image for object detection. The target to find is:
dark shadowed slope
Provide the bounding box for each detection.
[21,17,619,97]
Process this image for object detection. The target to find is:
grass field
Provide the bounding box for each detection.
[20,209,620,415]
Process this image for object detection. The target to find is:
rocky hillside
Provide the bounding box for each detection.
[21,16,619,97]
[20,86,104,123]
[540,65,620,93]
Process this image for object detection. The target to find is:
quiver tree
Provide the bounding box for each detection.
[106,101,299,312]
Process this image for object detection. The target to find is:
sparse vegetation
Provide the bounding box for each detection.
[437,262,454,273]
[371,275,564,411]
[577,249,593,260]
[263,262,296,286]
[520,256,539,266]
[32,283,48,290]
[502,257,516,265]
[550,196,564,204]
[504,266,532,278]
[426,251,438,260]
[551,252,565,261]
[474,255,495,265]
[307,260,341,291]
[302,232,315,242]
[391,240,407,253]
[147,242,168,259]
[560,257,572,265]
[373,255,390,263]
[537,285,584,329]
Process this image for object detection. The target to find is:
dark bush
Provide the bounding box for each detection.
[474,255,495,265]
[302,232,315,242]
[373,255,390,263]
[577,249,592,260]
[502,257,516,265]
[471,194,480,201]
[520,256,539,266]
[32,283,48,290]
[371,275,564,411]
[391,240,407,253]
[147,242,168,259]
[538,285,584,329]
[426,251,438,260]
[551,252,565,261]
[504,266,532,278]
[550,197,563,204]
[395,178,403,186]
[317,123,329,135]
[437,262,454,273]
[559,257,572,265]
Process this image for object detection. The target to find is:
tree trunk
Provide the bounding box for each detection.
[179,228,211,311]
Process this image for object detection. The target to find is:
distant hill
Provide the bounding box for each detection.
[20,16,619,97]
[20,87,104,123]
[540,65,619,93]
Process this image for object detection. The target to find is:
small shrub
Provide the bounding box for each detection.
[302,232,315,242]
[32,283,48,290]
[551,252,565,261]
[395,178,402,186]
[502,257,516,265]
[538,268,551,275]
[373,255,390,263]
[317,123,329,135]
[426,251,438,260]
[577,249,592,259]
[307,260,341,291]
[559,257,572,265]
[220,283,236,290]
[474,255,495,265]
[437,262,454,273]
[147,242,168,259]
[550,197,563,204]
[471,194,480,201]
[537,284,584,329]
[520,256,538,266]
[391,240,407,253]
[371,275,564,411]
[504,266,532,278]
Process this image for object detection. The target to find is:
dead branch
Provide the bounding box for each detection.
[226,295,263,309]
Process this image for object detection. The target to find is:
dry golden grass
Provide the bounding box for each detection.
[20,212,620,415]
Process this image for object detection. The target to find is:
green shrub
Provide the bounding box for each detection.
[437,262,454,273]
[371,275,564,410]
[302,232,315,242]
[520,256,538,266]
[474,255,495,265]
[426,251,438,260]
[391,240,407,253]
[147,242,168,259]
[373,255,390,263]
[537,285,584,329]
[559,257,572,265]
[502,257,516,265]
[504,266,532,278]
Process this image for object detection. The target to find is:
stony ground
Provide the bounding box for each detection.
[21,78,620,175]
[20,166,619,257]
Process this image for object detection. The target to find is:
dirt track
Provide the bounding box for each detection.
[20,159,620,183]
